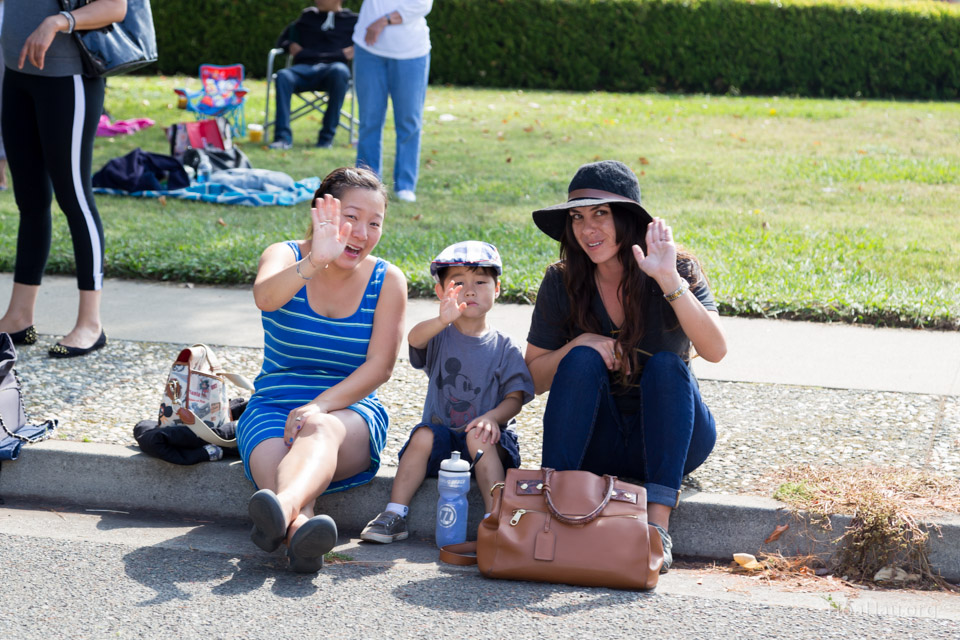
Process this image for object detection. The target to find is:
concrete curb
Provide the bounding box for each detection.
[3,441,958,582]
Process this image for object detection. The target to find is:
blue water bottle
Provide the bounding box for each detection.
[436,450,470,548]
[196,155,212,184]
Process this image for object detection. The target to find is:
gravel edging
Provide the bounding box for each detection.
[12,336,960,498]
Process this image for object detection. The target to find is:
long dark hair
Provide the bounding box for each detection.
[557,205,704,385]
[306,166,387,240]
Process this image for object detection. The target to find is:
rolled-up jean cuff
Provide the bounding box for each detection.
[645,483,681,509]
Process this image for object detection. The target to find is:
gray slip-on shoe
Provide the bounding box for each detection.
[287,515,338,573]
[248,489,287,553]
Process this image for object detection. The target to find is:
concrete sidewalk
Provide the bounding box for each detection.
[4,273,959,395]
[2,273,959,580]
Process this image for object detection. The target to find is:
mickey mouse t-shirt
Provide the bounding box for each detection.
[409,325,535,433]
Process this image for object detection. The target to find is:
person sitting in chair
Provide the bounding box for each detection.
[270,0,358,150]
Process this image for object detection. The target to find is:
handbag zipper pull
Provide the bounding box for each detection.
[510,509,527,526]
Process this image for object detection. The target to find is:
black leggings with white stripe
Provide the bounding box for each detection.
[1,68,105,291]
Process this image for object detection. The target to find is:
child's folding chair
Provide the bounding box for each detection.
[175,64,248,137]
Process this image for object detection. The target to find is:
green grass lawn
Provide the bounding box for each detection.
[1,75,958,328]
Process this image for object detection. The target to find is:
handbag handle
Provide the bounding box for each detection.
[190,343,221,373]
[439,541,478,566]
[541,468,616,525]
[183,344,254,391]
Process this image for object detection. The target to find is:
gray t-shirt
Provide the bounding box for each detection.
[3,0,84,77]
[410,324,534,433]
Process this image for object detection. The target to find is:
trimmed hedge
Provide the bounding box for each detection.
[153,0,960,99]
[152,0,319,78]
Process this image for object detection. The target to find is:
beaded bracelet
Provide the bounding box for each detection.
[663,280,689,302]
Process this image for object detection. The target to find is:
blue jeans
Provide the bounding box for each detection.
[273,62,350,146]
[353,46,430,193]
[541,347,716,508]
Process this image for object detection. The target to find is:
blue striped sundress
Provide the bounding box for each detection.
[236,241,390,492]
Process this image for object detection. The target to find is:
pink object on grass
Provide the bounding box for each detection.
[97,115,155,137]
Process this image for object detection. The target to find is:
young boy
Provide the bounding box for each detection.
[360,241,535,543]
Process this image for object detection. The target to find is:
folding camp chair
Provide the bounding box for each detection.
[263,48,358,145]
[175,64,248,138]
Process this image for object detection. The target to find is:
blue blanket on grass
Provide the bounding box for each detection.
[93,177,321,207]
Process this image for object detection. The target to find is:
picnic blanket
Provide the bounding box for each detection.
[97,115,155,137]
[93,176,321,207]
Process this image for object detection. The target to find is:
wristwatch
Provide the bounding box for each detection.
[385,13,393,25]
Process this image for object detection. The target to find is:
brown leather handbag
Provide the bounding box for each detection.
[441,467,663,590]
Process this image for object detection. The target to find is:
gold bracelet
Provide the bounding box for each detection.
[663,280,689,302]
[296,259,313,280]
[305,252,328,270]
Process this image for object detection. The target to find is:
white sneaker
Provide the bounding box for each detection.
[268,140,293,150]
[396,190,416,202]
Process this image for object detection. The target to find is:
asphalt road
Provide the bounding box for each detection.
[1,504,957,639]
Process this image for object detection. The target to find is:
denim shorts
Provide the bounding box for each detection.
[397,422,521,478]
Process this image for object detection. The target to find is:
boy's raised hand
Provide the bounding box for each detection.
[465,413,502,444]
[438,280,466,325]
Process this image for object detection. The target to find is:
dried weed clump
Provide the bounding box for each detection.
[728,551,837,590]
[770,465,960,592]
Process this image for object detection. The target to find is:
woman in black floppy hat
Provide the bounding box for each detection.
[524,160,727,573]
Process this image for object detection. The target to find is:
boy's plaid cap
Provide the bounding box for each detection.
[429,241,503,282]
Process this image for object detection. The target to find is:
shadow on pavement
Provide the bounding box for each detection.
[395,573,650,614]
[102,517,397,605]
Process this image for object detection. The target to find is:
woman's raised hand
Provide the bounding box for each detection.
[310,195,352,267]
[438,280,466,325]
[632,217,678,281]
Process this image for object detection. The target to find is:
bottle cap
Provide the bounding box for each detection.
[440,450,470,472]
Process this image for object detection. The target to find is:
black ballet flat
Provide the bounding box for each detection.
[48,330,107,358]
[249,489,288,553]
[287,514,338,573]
[8,325,38,345]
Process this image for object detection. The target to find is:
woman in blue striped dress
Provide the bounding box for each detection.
[237,167,407,572]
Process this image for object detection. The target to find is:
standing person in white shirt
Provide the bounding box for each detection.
[352,0,432,203]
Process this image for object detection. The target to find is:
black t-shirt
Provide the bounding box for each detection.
[526,262,717,415]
